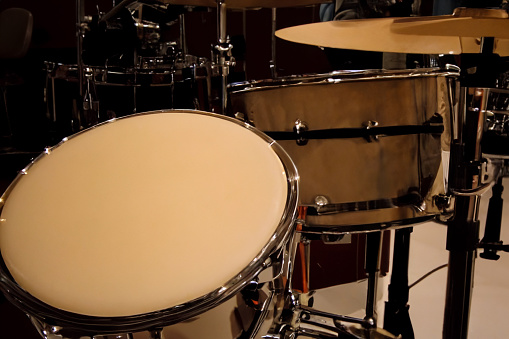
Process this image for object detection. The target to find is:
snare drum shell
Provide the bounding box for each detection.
[230,69,455,228]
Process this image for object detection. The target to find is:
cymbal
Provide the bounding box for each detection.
[162,0,329,8]
[392,9,509,39]
[275,17,509,55]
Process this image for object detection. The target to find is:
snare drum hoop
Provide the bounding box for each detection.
[228,67,459,94]
[0,109,299,334]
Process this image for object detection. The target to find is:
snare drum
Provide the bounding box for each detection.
[229,68,458,233]
[0,110,298,337]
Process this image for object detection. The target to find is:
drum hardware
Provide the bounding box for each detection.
[293,120,308,146]
[478,177,507,260]
[270,8,277,78]
[383,227,414,339]
[81,68,100,129]
[305,192,427,216]
[212,0,235,114]
[76,0,87,117]
[442,37,508,338]
[265,114,445,145]
[266,208,392,338]
[362,121,378,142]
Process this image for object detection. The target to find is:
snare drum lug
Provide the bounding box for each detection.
[363,120,379,142]
[234,111,246,122]
[434,194,453,211]
[313,195,329,209]
[293,120,308,146]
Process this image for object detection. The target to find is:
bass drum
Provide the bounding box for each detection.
[0,110,298,338]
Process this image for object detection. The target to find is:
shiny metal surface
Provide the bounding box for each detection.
[162,0,328,9]
[229,68,459,231]
[0,109,299,337]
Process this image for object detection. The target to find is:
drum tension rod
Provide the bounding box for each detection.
[268,114,444,146]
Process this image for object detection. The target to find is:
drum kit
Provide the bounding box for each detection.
[1,1,509,339]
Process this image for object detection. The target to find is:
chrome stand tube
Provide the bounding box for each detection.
[270,8,277,78]
[364,231,383,327]
[76,0,84,100]
[211,0,235,114]
[443,86,488,339]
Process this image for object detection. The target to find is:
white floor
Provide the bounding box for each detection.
[309,178,509,339]
[407,180,509,339]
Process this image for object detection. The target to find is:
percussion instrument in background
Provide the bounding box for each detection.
[44,57,209,138]
[0,110,298,338]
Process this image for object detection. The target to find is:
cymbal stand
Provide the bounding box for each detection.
[179,13,188,56]
[76,0,85,101]
[75,0,87,132]
[442,37,501,339]
[211,0,235,114]
[270,8,277,78]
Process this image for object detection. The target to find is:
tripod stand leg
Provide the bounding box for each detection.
[383,227,415,339]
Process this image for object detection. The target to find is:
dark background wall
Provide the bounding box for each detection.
[0,1,334,154]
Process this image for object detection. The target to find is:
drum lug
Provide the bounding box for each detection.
[241,280,263,309]
[234,111,246,122]
[362,120,379,142]
[314,195,329,207]
[28,316,64,339]
[293,120,308,146]
[434,194,453,213]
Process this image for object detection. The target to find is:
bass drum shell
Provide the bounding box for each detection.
[229,68,456,231]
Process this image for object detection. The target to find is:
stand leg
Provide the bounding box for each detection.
[383,228,415,339]
[364,231,383,327]
[443,195,480,339]
[443,83,487,339]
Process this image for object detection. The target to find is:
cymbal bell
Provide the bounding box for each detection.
[162,0,329,8]
[276,17,509,55]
